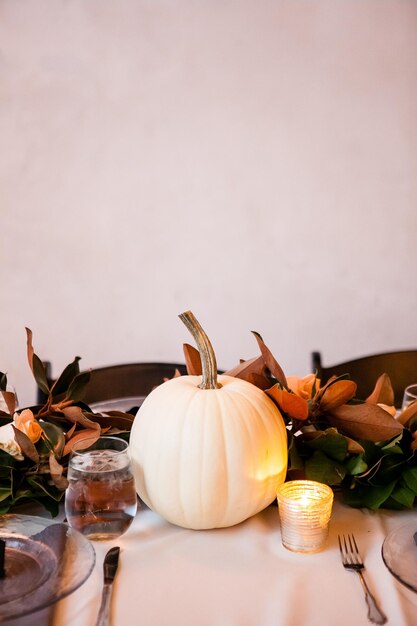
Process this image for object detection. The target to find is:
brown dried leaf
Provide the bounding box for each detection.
[366,373,394,406]
[297,428,364,454]
[315,375,340,399]
[266,385,309,420]
[25,327,35,374]
[61,406,101,431]
[100,428,123,435]
[319,380,357,411]
[25,327,50,396]
[86,411,135,431]
[65,423,77,440]
[251,332,288,388]
[12,425,39,463]
[397,399,417,426]
[163,368,182,382]
[247,373,273,390]
[328,403,403,442]
[48,452,68,490]
[1,390,16,415]
[225,355,270,388]
[183,343,202,375]
[63,429,101,456]
[343,436,365,454]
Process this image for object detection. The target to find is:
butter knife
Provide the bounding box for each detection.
[95,546,120,626]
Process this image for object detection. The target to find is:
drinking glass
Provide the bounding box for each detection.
[65,436,137,541]
[402,384,417,410]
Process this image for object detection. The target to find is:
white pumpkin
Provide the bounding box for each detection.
[129,312,288,530]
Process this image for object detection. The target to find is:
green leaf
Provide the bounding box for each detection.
[12,488,33,501]
[51,357,81,397]
[342,481,396,510]
[305,450,346,485]
[382,497,406,510]
[65,371,91,402]
[0,372,7,391]
[345,454,368,476]
[389,484,415,509]
[0,501,12,514]
[0,450,18,469]
[408,416,417,432]
[288,433,304,471]
[37,421,65,458]
[369,454,407,486]
[33,496,61,517]
[311,374,319,398]
[26,476,64,500]
[33,354,51,396]
[361,440,382,467]
[0,486,12,502]
[381,444,403,456]
[401,467,417,494]
[381,433,404,452]
[306,430,348,462]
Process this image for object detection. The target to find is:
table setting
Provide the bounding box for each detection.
[1,311,417,625]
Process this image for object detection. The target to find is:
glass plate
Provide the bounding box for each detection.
[89,396,145,414]
[382,521,417,593]
[0,514,96,620]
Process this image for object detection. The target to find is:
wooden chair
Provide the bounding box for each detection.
[311,350,417,407]
[37,362,188,407]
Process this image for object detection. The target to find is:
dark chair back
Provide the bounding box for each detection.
[311,350,417,407]
[37,362,188,407]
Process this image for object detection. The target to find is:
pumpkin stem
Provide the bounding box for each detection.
[179,311,221,390]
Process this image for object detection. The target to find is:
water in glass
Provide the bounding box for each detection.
[65,437,137,540]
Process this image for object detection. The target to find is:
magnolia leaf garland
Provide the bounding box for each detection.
[224,331,414,510]
[0,330,135,515]
[2,325,416,513]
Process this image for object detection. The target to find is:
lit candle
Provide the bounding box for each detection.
[276,480,334,553]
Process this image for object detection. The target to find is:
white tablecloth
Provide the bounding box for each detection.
[7,498,417,626]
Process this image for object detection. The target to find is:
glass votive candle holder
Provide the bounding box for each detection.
[277,480,334,553]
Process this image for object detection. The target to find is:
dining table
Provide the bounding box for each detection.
[5,495,417,626]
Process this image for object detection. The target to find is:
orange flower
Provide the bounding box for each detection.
[286,374,320,400]
[13,409,42,443]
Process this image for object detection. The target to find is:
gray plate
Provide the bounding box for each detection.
[0,514,95,620]
[382,520,417,593]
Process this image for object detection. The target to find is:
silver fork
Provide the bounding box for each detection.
[338,534,387,625]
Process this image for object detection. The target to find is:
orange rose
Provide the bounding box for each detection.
[13,409,42,443]
[286,374,320,400]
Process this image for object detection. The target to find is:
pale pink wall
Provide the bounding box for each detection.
[1,0,416,406]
